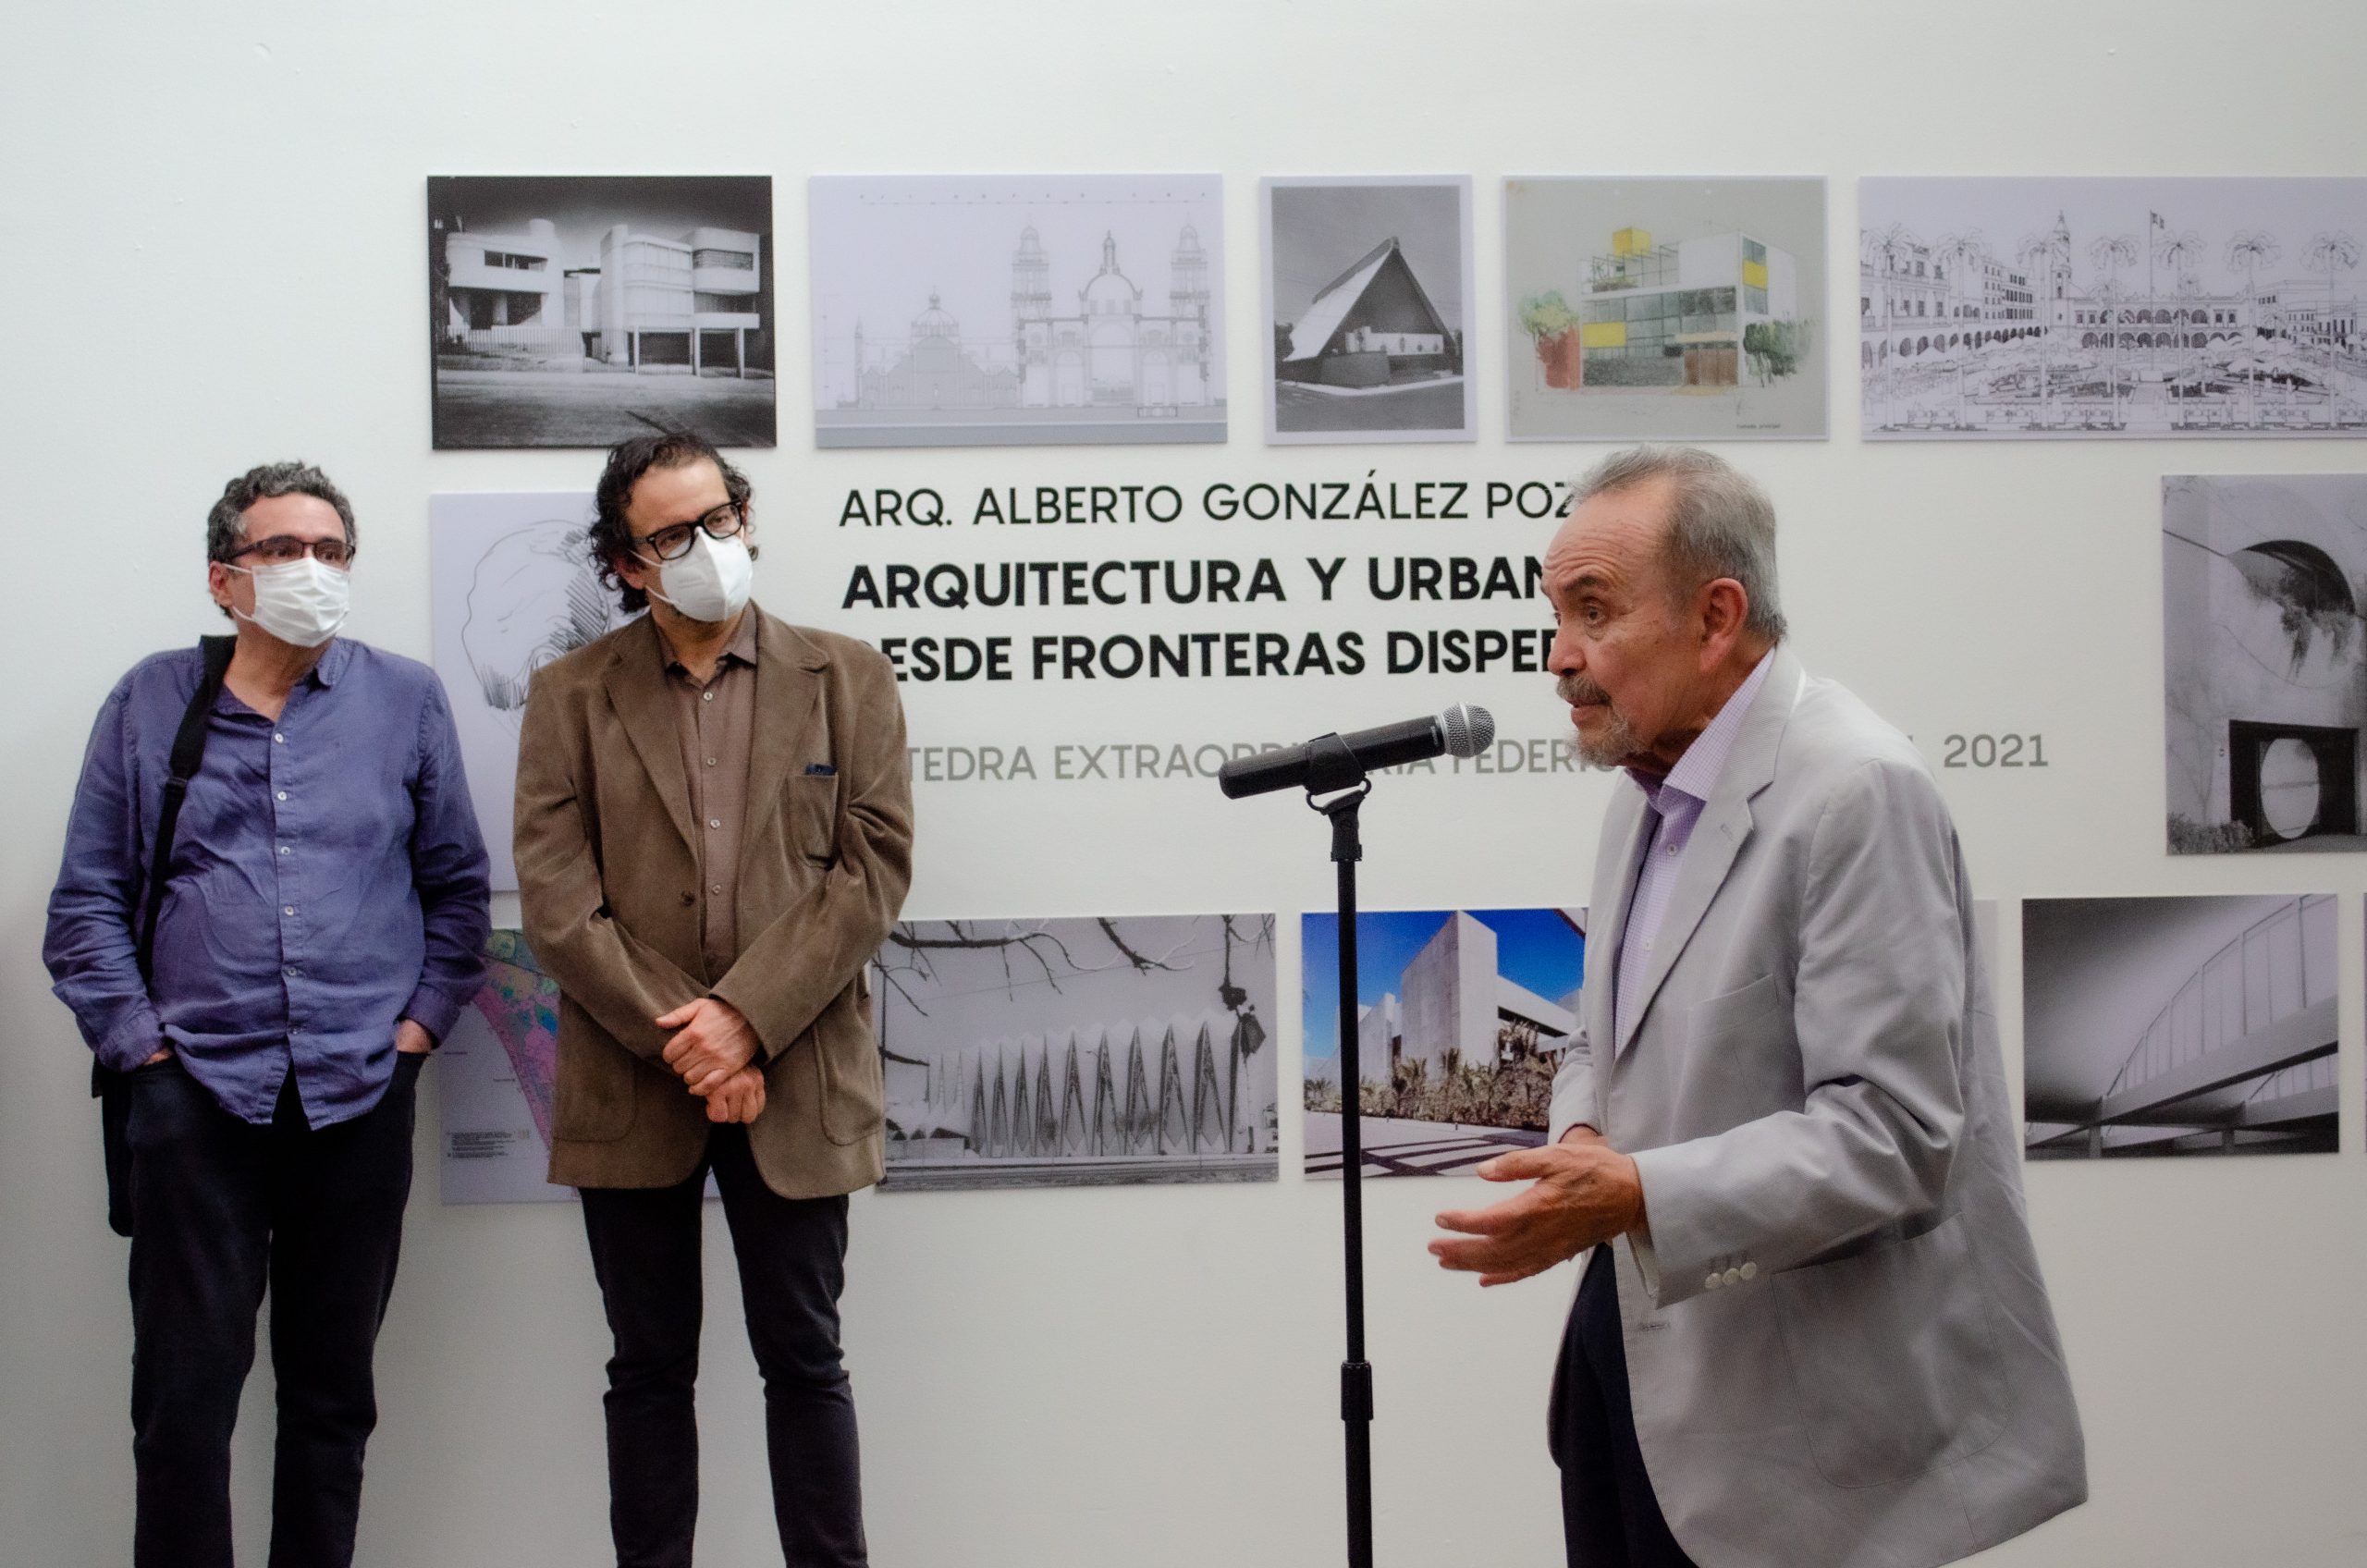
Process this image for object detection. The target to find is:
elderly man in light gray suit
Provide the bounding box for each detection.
[1429,447,2084,1568]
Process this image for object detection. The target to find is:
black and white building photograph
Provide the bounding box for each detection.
[428,176,775,448]
[1262,177,1475,444]
[808,175,1225,447]
[869,915,1277,1190]
[2165,472,2367,852]
[2023,894,2338,1158]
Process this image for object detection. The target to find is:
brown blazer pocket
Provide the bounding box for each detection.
[809,985,884,1146]
[1771,1212,2008,1488]
[787,772,840,864]
[552,1032,637,1143]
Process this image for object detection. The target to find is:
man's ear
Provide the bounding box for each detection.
[1698,578,1749,662]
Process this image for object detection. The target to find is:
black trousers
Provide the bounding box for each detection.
[1551,1244,1699,1568]
[124,1052,421,1568]
[578,1126,865,1568]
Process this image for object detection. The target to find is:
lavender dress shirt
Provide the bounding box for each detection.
[1613,653,1773,1053]
[44,639,492,1128]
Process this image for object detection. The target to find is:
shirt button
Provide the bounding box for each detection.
[284,965,298,977]
[708,818,722,829]
[705,756,717,766]
[702,690,715,703]
[278,845,290,856]
[710,884,723,895]
[283,905,295,916]
[273,733,285,744]
[276,790,288,802]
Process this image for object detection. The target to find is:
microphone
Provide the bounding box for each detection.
[1218,704,1494,799]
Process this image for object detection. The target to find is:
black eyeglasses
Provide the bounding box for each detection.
[226,534,355,569]
[634,505,746,562]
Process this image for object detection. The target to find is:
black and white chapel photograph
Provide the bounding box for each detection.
[1262,177,1476,444]
[427,175,776,448]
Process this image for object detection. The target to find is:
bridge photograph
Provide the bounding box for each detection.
[2024,894,2338,1158]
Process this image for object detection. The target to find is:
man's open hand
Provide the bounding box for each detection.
[1429,1133,1647,1287]
[656,997,761,1095]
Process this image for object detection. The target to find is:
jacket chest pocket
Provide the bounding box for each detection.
[785,772,839,865]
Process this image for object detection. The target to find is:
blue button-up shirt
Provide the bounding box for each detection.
[45,639,492,1128]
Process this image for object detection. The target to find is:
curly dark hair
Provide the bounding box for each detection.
[590,430,756,614]
[205,460,357,620]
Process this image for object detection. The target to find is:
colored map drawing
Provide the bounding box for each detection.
[471,932,561,1147]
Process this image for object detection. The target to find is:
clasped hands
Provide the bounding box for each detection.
[1428,1127,1648,1286]
[656,997,767,1124]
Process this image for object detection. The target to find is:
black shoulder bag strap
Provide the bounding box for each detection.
[95,634,236,1237]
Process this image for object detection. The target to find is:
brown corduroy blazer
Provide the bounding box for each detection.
[513,609,913,1198]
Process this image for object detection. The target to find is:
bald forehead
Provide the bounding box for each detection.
[1545,476,1675,594]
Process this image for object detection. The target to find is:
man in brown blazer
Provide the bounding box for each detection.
[514,430,913,1568]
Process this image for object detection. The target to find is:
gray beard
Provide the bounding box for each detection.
[1558,673,1641,769]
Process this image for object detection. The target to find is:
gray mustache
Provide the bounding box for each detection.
[1557,675,1611,706]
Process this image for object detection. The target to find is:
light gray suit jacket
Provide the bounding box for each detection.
[1549,645,2084,1568]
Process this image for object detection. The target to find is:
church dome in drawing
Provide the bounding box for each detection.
[1016,226,1045,258]
[1080,233,1140,316]
[911,292,958,342]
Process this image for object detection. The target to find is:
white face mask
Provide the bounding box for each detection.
[642,531,754,624]
[228,556,350,648]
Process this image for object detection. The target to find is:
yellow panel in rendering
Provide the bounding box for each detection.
[1580,321,1628,349]
[1612,227,1651,257]
[1742,259,1769,289]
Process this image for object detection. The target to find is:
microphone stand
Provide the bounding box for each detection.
[1301,735,1377,1568]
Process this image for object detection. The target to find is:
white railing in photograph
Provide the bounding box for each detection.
[2102,894,2336,1104]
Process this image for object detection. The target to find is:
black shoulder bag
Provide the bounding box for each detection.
[93,634,235,1237]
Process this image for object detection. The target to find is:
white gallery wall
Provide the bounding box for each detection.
[6,1,2367,1562]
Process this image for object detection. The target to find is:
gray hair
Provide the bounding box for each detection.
[1567,445,1785,643]
[205,461,357,563]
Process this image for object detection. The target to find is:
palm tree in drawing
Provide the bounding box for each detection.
[2017,226,2072,422]
[2225,232,2282,400]
[2304,232,2361,358]
[2152,229,2207,387]
[1860,223,1921,425]
[2089,235,2139,426]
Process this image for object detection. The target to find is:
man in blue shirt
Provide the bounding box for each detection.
[44,460,492,1568]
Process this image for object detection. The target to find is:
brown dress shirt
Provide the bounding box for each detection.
[659,609,757,980]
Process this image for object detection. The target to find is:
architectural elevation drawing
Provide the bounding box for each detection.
[2023,895,2337,1158]
[1262,178,1475,444]
[429,491,631,890]
[1303,908,1586,1179]
[1862,178,2367,438]
[1504,177,1826,441]
[2165,473,2367,853]
[428,176,775,448]
[809,176,1225,447]
[869,915,1277,1189]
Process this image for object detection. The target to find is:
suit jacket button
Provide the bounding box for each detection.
[1723,1267,1744,1287]
[1704,1272,1724,1292]
[1739,1262,1758,1281]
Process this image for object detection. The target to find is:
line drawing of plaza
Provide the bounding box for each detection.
[1860,177,2367,437]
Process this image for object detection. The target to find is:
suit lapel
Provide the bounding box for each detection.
[602,617,697,857]
[742,611,828,867]
[1614,645,1805,1057]
[1588,787,1650,1053]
